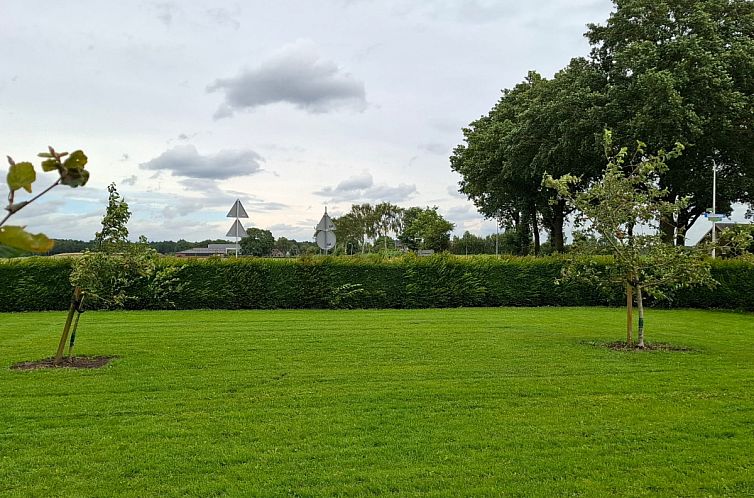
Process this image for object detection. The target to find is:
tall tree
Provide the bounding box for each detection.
[450,60,606,253]
[351,203,378,253]
[587,0,754,244]
[374,202,404,250]
[240,228,275,257]
[331,212,363,254]
[399,207,455,252]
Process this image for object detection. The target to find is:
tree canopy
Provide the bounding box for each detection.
[587,0,754,244]
[451,59,606,253]
[240,228,275,257]
[451,0,754,249]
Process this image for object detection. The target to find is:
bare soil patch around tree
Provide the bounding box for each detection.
[10,356,116,371]
[605,341,693,352]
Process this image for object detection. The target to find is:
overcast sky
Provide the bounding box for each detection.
[3,0,687,244]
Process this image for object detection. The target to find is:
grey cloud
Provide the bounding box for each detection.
[315,171,416,202]
[332,171,374,192]
[444,204,481,221]
[207,40,366,117]
[420,142,450,155]
[447,185,467,199]
[314,171,372,197]
[179,178,285,211]
[247,201,287,211]
[140,144,263,179]
[122,175,138,186]
[153,2,178,26]
[206,7,241,30]
[363,183,417,202]
[451,0,520,24]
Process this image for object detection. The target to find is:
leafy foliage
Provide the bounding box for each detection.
[399,207,454,252]
[587,0,754,243]
[71,183,178,309]
[240,227,275,256]
[545,131,716,346]
[94,183,131,250]
[452,0,754,250]
[451,61,607,253]
[1,147,89,253]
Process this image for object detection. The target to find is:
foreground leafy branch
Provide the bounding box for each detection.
[1,147,90,253]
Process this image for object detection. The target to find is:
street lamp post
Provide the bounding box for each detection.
[712,160,717,259]
[495,214,500,257]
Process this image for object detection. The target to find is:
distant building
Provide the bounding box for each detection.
[694,222,753,246]
[175,243,239,258]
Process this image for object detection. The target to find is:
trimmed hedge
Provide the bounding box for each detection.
[1,254,752,312]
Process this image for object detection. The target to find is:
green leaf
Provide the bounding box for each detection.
[37,152,54,158]
[60,167,90,188]
[0,225,54,253]
[41,158,59,172]
[6,162,36,193]
[63,150,87,170]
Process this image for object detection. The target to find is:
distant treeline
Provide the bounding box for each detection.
[36,238,321,256]
[41,239,231,255]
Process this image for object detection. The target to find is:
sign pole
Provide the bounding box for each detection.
[226,199,248,257]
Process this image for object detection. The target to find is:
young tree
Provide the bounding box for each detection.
[545,132,715,348]
[63,184,173,364]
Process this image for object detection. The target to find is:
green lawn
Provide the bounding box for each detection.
[1,308,753,497]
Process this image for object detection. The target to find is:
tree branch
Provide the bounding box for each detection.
[1,178,61,227]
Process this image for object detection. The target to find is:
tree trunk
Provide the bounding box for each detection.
[530,204,540,255]
[636,285,645,349]
[55,287,82,365]
[626,284,633,346]
[552,202,565,253]
[659,215,675,245]
[675,208,691,247]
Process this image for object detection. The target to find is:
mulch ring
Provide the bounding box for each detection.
[10,356,117,371]
[605,341,693,352]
